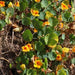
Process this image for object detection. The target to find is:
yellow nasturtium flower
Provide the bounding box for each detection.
[0,1,5,7]
[35,0,40,3]
[62,47,69,53]
[22,45,30,52]
[61,3,68,10]
[45,11,53,20]
[27,43,32,50]
[15,1,20,7]
[58,15,62,22]
[20,64,26,70]
[8,2,13,7]
[1,11,5,15]
[34,60,42,68]
[31,9,39,16]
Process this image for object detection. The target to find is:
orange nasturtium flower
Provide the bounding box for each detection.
[35,0,40,3]
[8,2,13,7]
[33,28,38,33]
[43,21,50,26]
[22,45,30,52]
[27,43,32,50]
[73,14,75,21]
[59,23,64,29]
[0,1,5,7]
[61,3,68,10]
[56,54,62,61]
[20,64,26,70]
[61,52,65,57]
[31,9,39,16]
[34,60,42,68]
[15,1,20,7]
[72,46,75,53]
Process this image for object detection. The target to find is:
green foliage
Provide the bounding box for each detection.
[48,50,57,61]
[57,68,69,75]
[62,11,73,22]
[20,0,28,11]
[35,41,45,51]
[39,12,45,20]
[71,58,75,64]
[6,8,14,16]
[26,69,37,75]
[0,20,6,30]
[62,34,65,40]
[32,19,43,30]
[43,58,48,69]
[22,17,31,26]
[48,17,58,28]
[69,34,75,44]
[41,0,48,8]
[22,29,33,42]
[44,32,58,48]
[32,3,41,9]
[47,72,55,75]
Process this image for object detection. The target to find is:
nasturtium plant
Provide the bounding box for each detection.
[0,0,74,75]
[57,68,69,75]
[48,50,57,61]
[48,17,58,28]
[32,19,43,30]
[22,29,33,42]
[71,58,75,64]
[22,17,31,26]
[20,0,28,11]
[44,32,58,48]
[41,0,48,8]
[35,41,45,52]
[0,20,6,30]
[62,11,73,22]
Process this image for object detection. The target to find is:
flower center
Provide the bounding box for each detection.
[37,61,42,65]
[24,47,27,50]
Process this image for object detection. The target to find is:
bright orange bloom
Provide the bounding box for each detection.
[68,4,71,8]
[43,21,50,26]
[31,9,39,16]
[0,1,5,7]
[61,52,65,57]
[72,46,75,53]
[15,1,19,7]
[56,54,62,61]
[35,0,40,3]
[33,28,38,33]
[27,43,32,50]
[73,14,75,21]
[61,3,68,10]
[34,60,42,68]
[60,23,63,29]
[22,45,30,52]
